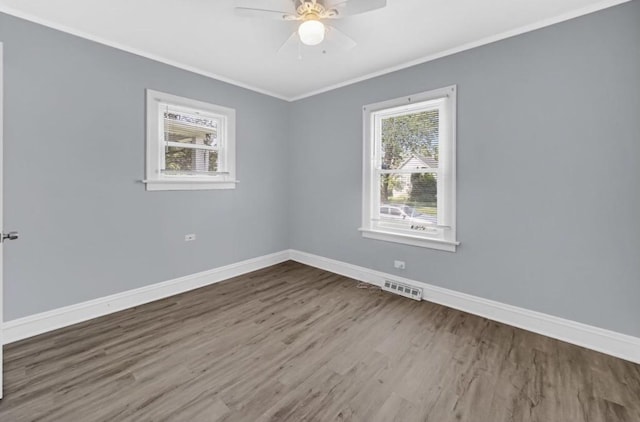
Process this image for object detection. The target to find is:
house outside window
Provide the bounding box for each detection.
[361,85,458,252]
[144,90,237,191]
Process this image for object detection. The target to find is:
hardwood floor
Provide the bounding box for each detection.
[1,261,639,421]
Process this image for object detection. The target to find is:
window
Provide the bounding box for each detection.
[144,90,237,191]
[361,85,458,252]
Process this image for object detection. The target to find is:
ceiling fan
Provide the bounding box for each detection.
[235,0,387,55]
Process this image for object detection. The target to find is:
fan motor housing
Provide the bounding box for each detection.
[297,1,330,18]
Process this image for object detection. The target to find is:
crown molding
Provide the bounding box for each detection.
[0,0,632,102]
[288,0,632,101]
[0,5,290,101]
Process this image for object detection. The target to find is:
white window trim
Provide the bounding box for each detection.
[144,89,237,191]
[361,85,459,252]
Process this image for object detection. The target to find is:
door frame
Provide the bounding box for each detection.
[1,41,5,399]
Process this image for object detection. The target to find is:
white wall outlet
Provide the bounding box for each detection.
[184,234,196,242]
[394,260,406,270]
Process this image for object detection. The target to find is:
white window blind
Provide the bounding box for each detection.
[161,104,223,176]
[144,90,237,191]
[361,86,458,252]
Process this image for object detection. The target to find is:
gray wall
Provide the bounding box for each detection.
[289,1,640,337]
[0,14,290,320]
[1,2,639,338]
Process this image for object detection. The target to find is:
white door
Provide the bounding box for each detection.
[0,41,4,399]
[0,42,20,401]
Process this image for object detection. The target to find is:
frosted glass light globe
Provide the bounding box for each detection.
[298,20,325,46]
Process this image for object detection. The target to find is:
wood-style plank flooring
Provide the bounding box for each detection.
[1,261,639,421]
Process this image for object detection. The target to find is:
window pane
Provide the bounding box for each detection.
[164,106,219,148]
[378,173,437,226]
[379,109,439,170]
[164,147,219,174]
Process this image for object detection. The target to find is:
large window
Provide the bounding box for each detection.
[361,85,458,252]
[144,90,236,191]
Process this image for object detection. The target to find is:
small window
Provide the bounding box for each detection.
[144,90,237,191]
[361,85,458,252]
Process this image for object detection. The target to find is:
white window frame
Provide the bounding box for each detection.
[360,85,459,252]
[144,89,237,191]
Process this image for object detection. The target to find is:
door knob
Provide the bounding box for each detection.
[2,231,19,241]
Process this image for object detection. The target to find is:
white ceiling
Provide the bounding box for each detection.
[0,0,629,100]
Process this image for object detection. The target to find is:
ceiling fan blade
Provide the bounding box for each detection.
[235,0,297,18]
[277,24,356,59]
[236,0,296,12]
[277,31,303,58]
[325,0,386,17]
[235,7,295,19]
[323,25,357,51]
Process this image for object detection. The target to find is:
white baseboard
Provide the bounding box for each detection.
[3,250,290,345]
[4,248,639,365]
[288,249,640,364]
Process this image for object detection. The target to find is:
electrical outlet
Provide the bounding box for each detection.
[394,260,406,270]
[184,234,196,242]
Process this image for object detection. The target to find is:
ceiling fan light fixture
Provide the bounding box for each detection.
[298,19,325,46]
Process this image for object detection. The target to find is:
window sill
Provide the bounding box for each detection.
[359,228,459,252]
[143,179,238,191]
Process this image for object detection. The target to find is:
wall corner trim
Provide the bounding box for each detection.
[288,249,640,364]
[2,250,290,344]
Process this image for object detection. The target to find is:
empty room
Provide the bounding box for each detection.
[0,0,638,420]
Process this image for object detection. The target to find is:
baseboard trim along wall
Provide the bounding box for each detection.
[288,249,640,365]
[2,250,290,345]
[4,249,639,365]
